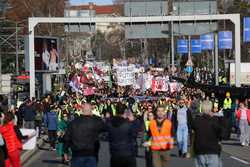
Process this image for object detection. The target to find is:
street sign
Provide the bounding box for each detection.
[218,31,232,49]
[177,39,188,54]
[244,17,250,42]
[200,33,214,50]
[185,66,193,73]
[186,58,193,66]
[191,39,201,53]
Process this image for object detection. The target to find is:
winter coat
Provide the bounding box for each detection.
[44,111,58,131]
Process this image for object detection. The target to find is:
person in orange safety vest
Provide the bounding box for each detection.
[149,105,174,167]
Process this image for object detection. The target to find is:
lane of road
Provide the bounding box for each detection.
[23,141,250,167]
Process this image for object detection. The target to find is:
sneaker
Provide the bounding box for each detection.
[182,153,187,158]
[241,142,246,146]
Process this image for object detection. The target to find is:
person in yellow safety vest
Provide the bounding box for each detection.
[148,105,174,167]
[105,100,117,116]
[223,92,232,110]
[223,92,233,140]
[92,104,101,117]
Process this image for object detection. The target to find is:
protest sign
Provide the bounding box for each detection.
[116,65,135,86]
[152,77,168,92]
[20,129,37,150]
[144,73,153,90]
[83,87,95,96]
[169,82,178,93]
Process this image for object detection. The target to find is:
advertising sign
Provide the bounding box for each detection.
[34,37,60,71]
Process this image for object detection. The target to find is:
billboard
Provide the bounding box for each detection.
[34,37,60,71]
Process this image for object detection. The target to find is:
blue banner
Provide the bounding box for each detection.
[218,31,232,49]
[244,17,250,42]
[200,33,214,50]
[191,39,201,53]
[177,39,188,54]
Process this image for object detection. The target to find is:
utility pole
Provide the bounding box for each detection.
[168,0,175,73]
[15,22,19,75]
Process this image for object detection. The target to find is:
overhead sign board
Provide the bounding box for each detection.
[218,31,232,49]
[177,39,188,54]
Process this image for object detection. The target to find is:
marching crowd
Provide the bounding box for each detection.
[0,79,249,167]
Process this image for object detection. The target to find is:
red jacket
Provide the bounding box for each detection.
[0,122,22,153]
[236,108,250,123]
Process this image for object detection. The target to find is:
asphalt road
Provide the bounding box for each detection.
[23,140,250,167]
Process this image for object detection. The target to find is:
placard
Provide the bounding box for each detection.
[116,65,135,86]
[20,129,37,150]
[152,77,168,92]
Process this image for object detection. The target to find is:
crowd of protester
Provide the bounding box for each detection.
[176,67,228,85]
[0,64,249,167]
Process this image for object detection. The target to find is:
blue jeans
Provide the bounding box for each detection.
[71,156,96,167]
[177,124,188,154]
[195,154,222,167]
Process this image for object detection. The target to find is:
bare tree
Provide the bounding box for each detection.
[6,0,67,35]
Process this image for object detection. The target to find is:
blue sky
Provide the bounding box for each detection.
[70,0,113,5]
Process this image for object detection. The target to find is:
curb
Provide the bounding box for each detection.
[21,136,46,165]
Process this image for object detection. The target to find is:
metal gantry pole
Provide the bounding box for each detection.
[15,22,19,75]
[171,20,175,74]
[234,15,241,87]
[0,46,2,93]
[29,19,35,98]
[215,33,219,86]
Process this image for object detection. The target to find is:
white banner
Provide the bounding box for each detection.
[20,129,37,150]
[116,65,135,86]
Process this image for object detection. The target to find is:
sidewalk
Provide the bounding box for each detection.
[21,135,46,165]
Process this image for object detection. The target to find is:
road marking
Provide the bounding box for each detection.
[230,156,250,165]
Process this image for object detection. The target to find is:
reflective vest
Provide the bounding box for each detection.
[144,120,150,131]
[149,119,174,151]
[223,98,232,109]
[111,105,116,116]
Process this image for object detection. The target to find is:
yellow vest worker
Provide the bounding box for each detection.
[149,119,174,151]
[223,92,232,109]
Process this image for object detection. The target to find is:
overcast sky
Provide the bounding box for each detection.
[70,0,113,5]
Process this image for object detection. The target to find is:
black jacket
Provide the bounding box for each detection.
[64,115,105,157]
[192,114,222,155]
[172,107,193,132]
[22,105,36,121]
[107,117,140,157]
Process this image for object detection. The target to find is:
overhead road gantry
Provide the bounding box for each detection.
[28,14,241,98]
